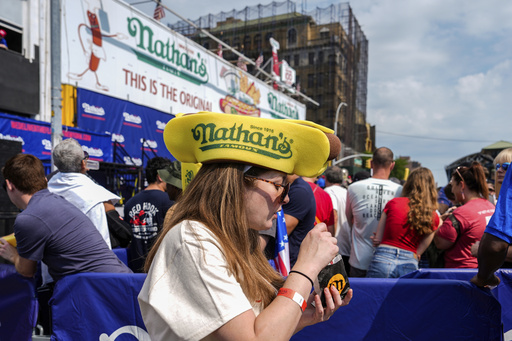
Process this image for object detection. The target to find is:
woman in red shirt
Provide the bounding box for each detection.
[367,167,440,278]
[435,162,494,268]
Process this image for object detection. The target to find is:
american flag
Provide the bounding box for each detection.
[255,53,264,69]
[274,210,290,276]
[154,2,165,21]
[237,56,247,71]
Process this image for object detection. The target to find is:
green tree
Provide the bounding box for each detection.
[390,158,408,181]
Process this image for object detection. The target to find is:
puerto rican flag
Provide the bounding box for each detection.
[274,210,290,276]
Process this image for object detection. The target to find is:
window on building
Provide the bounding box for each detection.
[317,94,323,105]
[308,74,314,88]
[320,28,330,40]
[288,28,297,45]
[317,73,323,87]
[254,34,262,50]
[203,42,210,50]
[243,35,251,51]
[309,52,315,65]
[318,51,324,63]
[295,75,301,87]
[284,55,291,64]
[328,54,336,66]
[294,54,300,66]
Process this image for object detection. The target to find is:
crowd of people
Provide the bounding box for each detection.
[0,111,511,339]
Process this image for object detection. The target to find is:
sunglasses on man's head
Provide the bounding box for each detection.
[496,163,510,171]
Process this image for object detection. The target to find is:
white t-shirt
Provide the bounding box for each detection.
[138,220,262,341]
[346,178,402,270]
[324,185,351,257]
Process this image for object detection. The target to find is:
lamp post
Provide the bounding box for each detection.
[334,102,347,137]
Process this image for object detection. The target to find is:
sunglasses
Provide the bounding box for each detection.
[454,166,465,182]
[245,176,290,202]
[496,163,510,171]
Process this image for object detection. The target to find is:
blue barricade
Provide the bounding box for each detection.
[50,273,148,341]
[113,247,129,267]
[292,277,502,341]
[48,271,502,341]
[403,268,512,339]
[0,264,38,341]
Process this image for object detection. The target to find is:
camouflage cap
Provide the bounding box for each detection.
[157,160,182,189]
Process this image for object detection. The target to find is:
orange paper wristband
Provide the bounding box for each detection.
[277,288,307,312]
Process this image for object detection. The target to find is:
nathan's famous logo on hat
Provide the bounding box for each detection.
[191,122,293,160]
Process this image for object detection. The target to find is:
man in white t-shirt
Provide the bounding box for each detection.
[323,166,351,273]
[346,147,402,277]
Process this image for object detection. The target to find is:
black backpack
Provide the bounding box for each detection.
[106,209,132,249]
[425,214,461,268]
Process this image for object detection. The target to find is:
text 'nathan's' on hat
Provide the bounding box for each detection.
[163,112,341,178]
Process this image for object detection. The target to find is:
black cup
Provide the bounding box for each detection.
[317,253,350,306]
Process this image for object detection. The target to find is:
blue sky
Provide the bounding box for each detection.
[128,0,512,186]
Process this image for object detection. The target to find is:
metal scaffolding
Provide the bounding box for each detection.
[168,1,368,120]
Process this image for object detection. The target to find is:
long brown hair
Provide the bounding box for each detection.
[401,167,438,235]
[145,163,284,307]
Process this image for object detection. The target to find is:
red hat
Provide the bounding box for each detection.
[0,29,6,38]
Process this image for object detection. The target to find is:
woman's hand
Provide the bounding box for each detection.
[295,223,339,276]
[370,232,381,247]
[440,206,456,221]
[296,286,353,332]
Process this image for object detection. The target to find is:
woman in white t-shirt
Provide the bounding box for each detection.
[138,112,353,341]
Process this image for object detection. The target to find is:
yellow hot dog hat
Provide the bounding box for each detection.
[163,112,341,177]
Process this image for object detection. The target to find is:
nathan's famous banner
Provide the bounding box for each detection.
[61,0,305,121]
[0,112,112,163]
[77,88,173,166]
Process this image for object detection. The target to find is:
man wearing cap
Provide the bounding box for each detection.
[158,160,183,202]
[124,157,175,272]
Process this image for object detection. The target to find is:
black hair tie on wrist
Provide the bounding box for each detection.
[289,270,314,288]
